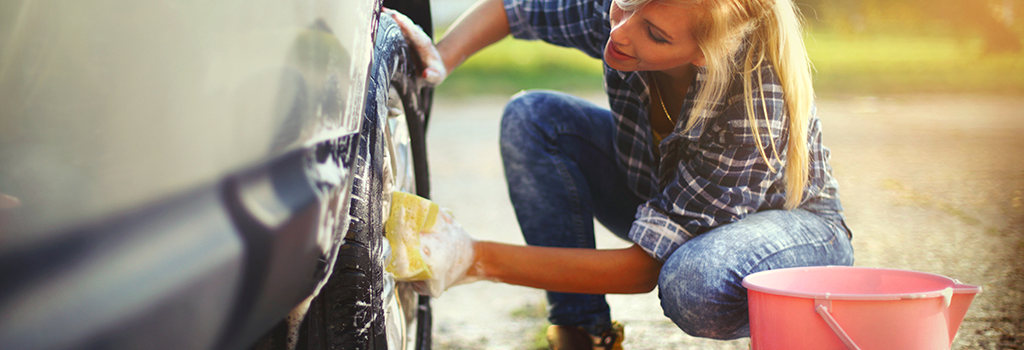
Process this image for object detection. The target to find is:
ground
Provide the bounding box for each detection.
[423,93,1024,350]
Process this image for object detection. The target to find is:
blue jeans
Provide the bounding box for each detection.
[499,90,855,339]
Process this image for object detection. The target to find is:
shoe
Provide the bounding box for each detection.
[546,321,624,350]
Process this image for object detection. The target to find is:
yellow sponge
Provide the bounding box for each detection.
[384,191,439,281]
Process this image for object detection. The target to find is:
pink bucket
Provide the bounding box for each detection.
[742,266,981,350]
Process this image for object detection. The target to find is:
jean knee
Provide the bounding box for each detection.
[658,253,749,339]
[501,91,544,144]
[501,90,569,157]
[502,90,562,127]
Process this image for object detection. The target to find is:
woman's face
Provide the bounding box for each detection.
[605,0,706,74]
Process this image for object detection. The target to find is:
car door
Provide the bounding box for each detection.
[0,0,434,349]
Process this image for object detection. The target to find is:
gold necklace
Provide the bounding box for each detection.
[650,76,674,124]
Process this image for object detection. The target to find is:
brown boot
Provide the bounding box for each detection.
[545,321,624,350]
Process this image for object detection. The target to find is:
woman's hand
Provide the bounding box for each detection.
[411,210,481,297]
[383,8,447,86]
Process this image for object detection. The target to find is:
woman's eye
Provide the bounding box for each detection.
[647,28,669,44]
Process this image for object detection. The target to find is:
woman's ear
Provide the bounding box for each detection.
[693,54,707,67]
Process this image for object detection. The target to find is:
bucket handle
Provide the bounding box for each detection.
[814,299,861,350]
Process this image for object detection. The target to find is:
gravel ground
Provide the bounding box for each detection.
[423,93,1024,350]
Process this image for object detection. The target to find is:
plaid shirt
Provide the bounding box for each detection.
[505,0,844,261]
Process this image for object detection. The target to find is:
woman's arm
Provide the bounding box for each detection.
[469,242,663,294]
[435,0,510,73]
[386,0,508,84]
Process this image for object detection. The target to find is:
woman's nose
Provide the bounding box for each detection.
[609,17,632,46]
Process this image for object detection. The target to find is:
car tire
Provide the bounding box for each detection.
[251,13,432,350]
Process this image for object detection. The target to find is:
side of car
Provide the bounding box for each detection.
[250,9,436,350]
[0,0,434,349]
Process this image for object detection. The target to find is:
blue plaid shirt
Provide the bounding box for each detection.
[505,0,845,261]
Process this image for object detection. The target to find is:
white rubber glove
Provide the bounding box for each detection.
[412,209,479,297]
[385,192,480,297]
[383,8,447,86]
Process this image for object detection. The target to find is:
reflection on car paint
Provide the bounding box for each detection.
[0,0,407,348]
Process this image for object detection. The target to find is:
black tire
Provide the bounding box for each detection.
[382,16,434,349]
[254,14,432,350]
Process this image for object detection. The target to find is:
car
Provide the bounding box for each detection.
[0,0,437,349]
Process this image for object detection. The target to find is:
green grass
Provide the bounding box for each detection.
[509,301,548,319]
[806,32,1024,95]
[527,323,551,350]
[437,37,604,97]
[435,32,1024,97]
[507,302,550,349]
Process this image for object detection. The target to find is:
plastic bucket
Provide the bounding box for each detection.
[742,266,981,350]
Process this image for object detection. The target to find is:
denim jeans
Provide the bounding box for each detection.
[499,90,855,339]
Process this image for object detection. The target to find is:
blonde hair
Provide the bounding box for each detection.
[617,0,813,209]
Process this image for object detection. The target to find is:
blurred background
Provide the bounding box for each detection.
[421,1,1024,349]
[432,0,1024,96]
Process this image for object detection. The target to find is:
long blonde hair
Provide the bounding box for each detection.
[618,0,814,209]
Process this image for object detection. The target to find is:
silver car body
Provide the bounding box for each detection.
[0,0,396,348]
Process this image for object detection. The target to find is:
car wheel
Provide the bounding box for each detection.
[253,13,432,350]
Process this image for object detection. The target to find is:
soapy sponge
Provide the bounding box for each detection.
[384,191,439,281]
[385,191,478,297]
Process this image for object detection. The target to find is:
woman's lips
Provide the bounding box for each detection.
[606,43,634,61]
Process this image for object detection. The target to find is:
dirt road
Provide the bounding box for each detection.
[423,93,1024,349]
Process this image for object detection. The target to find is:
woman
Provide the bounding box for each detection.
[388,0,854,348]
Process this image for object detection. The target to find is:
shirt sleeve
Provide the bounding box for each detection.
[503,0,610,59]
[629,69,789,261]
